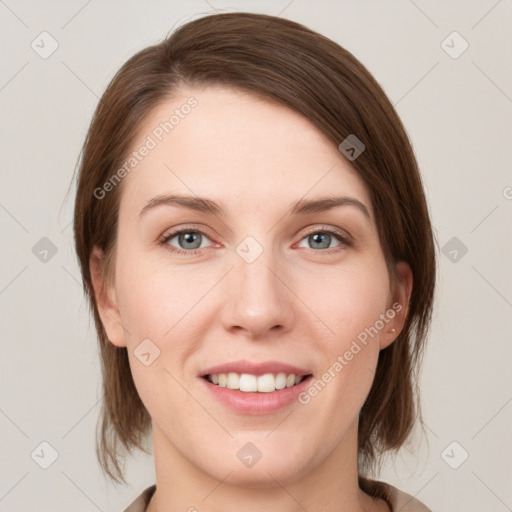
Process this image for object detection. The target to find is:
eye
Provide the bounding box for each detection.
[159,227,215,256]
[296,227,352,254]
[158,225,352,257]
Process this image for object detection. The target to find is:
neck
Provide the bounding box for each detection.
[146,421,388,512]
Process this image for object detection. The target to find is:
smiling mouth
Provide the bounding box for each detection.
[203,372,313,393]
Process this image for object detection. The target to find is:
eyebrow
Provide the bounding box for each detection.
[138,193,372,221]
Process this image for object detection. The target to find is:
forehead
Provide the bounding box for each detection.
[118,85,373,220]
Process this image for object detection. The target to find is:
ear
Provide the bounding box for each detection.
[379,261,413,350]
[89,246,127,348]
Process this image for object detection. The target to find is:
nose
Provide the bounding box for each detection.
[220,245,296,340]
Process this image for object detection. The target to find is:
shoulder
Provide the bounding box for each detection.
[360,477,432,511]
[377,481,432,512]
[123,484,156,512]
[122,481,432,512]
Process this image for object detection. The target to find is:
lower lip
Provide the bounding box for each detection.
[199,375,314,415]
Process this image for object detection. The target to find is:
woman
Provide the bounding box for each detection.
[73,12,436,512]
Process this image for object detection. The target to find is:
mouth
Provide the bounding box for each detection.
[199,361,315,414]
[202,372,313,393]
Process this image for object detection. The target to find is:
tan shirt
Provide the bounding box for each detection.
[123,481,432,511]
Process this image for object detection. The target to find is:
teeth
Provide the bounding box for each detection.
[206,372,307,393]
[256,373,274,392]
[227,372,239,389]
[275,372,287,390]
[239,373,257,392]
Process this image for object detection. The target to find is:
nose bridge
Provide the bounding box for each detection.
[222,235,294,337]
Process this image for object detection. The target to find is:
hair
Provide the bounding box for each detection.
[72,11,437,494]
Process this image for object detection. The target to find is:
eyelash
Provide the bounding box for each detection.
[157,224,353,257]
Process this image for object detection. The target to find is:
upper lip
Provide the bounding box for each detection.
[200,360,312,377]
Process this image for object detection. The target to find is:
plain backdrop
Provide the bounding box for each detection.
[1,1,511,511]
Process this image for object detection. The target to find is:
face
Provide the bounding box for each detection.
[91,85,411,487]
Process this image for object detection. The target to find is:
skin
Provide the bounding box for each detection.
[90,85,412,512]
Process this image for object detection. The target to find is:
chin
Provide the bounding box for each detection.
[205,454,310,489]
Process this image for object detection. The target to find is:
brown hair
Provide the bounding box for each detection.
[72,11,437,489]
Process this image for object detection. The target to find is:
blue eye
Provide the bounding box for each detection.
[298,230,349,252]
[158,225,351,256]
[160,228,213,256]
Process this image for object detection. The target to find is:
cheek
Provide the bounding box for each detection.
[297,259,390,401]
[114,253,213,413]
[301,260,391,343]
[115,247,199,338]
[295,268,389,437]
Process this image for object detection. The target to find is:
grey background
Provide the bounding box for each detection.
[1,0,511,510]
